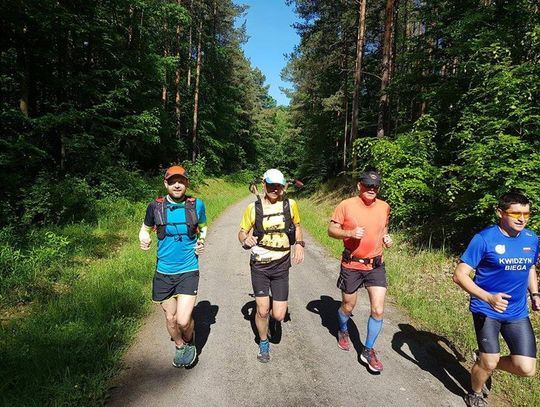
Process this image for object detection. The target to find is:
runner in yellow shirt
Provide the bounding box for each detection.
[238,169,305,363]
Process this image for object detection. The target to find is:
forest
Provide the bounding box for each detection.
[1,0,539,244]
[1,1,540,405]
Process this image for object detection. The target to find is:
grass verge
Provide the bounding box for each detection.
[0,179,248,406]
[298,194,540,407]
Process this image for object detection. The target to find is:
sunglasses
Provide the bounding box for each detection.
[504,211,531,220]
[166,178,186,186]
[266,183,283,189]
[362,184,379,190]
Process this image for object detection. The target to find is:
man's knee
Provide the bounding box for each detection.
[478,355,499,372]
[176,316,192,331]
[514,360,536,377]
[271,309,286,322]
[164,311,177,325]
[341,301,355,315]
[257,306,270,319]
[370,306,384,319]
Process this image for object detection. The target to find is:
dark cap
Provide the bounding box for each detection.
[164,165,189,180]
[359,171,381,186]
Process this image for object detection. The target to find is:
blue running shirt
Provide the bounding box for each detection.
[460,224,539,320]
[144,197,207,274]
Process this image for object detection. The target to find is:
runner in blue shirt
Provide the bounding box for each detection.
[139,165,207,368]
[453,192,539,407]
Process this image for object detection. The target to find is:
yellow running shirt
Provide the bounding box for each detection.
[240,198,300,263]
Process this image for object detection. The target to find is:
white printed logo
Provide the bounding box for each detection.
[495,244,506,254]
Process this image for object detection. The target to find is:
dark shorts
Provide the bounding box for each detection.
[250,254,291,301]
[472,313,537,357]
[337,264,387,294]
[152,270,199,302]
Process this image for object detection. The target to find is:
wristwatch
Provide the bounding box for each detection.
[295,240,305,248]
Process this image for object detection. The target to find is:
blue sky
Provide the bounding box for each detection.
[235,1,299,106]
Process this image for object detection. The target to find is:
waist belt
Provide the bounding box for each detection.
[352,256,378,264]
[342,250,382,267]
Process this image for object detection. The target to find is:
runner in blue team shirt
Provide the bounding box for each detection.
[453,192,539,407]
[139,165,207,368]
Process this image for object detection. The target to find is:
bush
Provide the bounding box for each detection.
[353,115,441,228]
[88,166,159,202]
[21,173,97,225]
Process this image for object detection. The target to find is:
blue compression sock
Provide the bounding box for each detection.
[365,316,383,349]
[338,308,349,332]
[259,339,269,353]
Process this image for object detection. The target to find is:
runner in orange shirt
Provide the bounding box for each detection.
[328,171,393,373]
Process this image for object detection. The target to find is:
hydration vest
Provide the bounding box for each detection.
[152,196,198,240]
[252,197,296,251]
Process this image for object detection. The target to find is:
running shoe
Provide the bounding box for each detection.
[337,331,350,351]
[172,344,197,368]
[360,347,383,372]
[464,393,487,407]
[257,339,270,363]
[268,317,282,344]
[473,349,491,396]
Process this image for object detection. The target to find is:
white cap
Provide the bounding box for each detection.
[263,169,286,186]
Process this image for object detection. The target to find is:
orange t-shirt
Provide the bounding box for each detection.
[331,196,390,271]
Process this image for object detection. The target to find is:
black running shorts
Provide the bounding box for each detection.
[337,264,387,294]
[472,313,537,357]
[152,270,199,302]
[250,254,291,301]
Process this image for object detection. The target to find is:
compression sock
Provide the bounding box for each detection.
[259,339,269,353]
[337,308,350,332]
[365,316,383,349]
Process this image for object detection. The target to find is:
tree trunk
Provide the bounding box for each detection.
[186,0,193,90]
[162,17,169,109]
[342,31,349,172]
[350,0,367,172]
[376,0,395,138]
[191,18,203,163]
[15,25,31,116]
[175,0,182,142]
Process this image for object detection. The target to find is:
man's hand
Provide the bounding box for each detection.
[487,293,511,313]
[531,294,540,312]
[383,234,393,248]
[242,235,258,249]
[293,244,304,265]
[348,226,365,240]
[139,237,151,250]
[195,239,205,255]
[139,225,152,251]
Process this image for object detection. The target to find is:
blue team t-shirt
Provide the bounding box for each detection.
[144,197,207,274]
[460,224,539,320]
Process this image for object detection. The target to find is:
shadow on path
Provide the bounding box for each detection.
[192,300,219,356]
[306,295,363,355]
[241,296,290,345]
[391,323,469,397]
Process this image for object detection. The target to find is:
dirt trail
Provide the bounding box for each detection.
[107,196,485,407]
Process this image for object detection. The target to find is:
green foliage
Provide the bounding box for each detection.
[89,166,159,202]
[182,157,207,189]
[444,38,540,237]
[287,0,540,247]
[0,0,272,228]
[252,106,302,176]
[354,115,441,228]
[0,227,71,305]
[21,173,97,225]
[0,178,247,406]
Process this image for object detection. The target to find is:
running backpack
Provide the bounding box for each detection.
[151,196,198,240]
[252,197,296,250]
